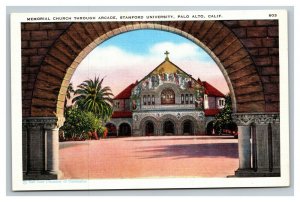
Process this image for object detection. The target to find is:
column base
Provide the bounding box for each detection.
[234,168,280,177]
[23,170,64,180]
[23,171,57,180]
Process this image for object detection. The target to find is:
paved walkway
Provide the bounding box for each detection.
[59,136,239,179]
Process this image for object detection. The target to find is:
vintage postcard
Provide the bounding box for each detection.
[11,9,289,191]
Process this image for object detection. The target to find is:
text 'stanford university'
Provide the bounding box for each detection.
[106,54,226,136]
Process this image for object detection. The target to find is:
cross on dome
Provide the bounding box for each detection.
[164,51,170,60]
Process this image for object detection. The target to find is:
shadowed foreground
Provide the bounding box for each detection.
[59,136,238,179]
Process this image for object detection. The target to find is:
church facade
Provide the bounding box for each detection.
[105,54,226,136]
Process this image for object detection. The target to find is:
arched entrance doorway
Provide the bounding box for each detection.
[163,120,175,135]
[183,120,193,135]
[118,123,131,137]
[206,121,215,135]
[145,121,155,136]
[105,123,117,137]
[161,88,175,105]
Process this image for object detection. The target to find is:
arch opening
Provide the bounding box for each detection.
[118,123,131,137]
[163,120,175,135]
[183,120,194,135]
[43,22,253,119]
[105,123,117,137]
[145,121,155,136]
[161,88,175,105]
[206,121,215,135]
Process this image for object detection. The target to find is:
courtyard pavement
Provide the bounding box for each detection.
[59,136,239,179]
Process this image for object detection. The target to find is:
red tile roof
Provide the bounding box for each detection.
[111,111,132,118]
[202,81,225,97]
[114,81,224,100]
[205,109,221,116]
[114,83,136,99]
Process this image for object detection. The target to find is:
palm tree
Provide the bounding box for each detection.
[64,82,75,114]
[72,77,114,120]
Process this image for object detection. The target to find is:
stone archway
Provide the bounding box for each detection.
[206,121,215,135]
[139,116,159,136]
[145,121,155,136]
[160,114,178,135]
[26,21,277,117]
[182,120,194,135]
[118,123,132,136]
[163,120,175,135]
[105,122,117,137]
[22,20,280,179]
[178,115,199,135]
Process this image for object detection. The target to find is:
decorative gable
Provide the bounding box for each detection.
[132,57,199,96]
[131,53,205,111]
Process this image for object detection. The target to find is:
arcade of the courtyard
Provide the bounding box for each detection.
[105,116,199,137]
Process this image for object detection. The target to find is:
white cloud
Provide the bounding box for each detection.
[78,46,144,69]
[78,42,212,70]
[71,42,229,95]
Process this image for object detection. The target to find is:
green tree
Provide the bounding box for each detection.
[60,107,103,140]
[213,94,235,135]
[72,77,114,121]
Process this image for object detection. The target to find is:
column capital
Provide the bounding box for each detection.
[232,113,280,126]
[22,116,65,129]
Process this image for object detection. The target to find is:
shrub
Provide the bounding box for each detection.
[97,126,107,139]
[60,107,103,141]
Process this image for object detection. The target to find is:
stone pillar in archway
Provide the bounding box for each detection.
[237,125,251,170]
[22,117,64,180]
[45,123,60,176]
[233,113,280,177]
[254,114,280,176]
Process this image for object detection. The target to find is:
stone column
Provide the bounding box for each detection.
[175,123,180,136]
[231,113,253,177]
[237,125,251,170]
[233,113,280,177]
[158,121,163,136]
[272,122,280,174]
[254,114,280,176]
[44,124,60,177]
[22,117,64,180]
[255,124,270,173]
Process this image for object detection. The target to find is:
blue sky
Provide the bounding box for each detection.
[100,30,212,62]
[72,29,229,96]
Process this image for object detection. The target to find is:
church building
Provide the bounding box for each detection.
[105,52,226,136]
